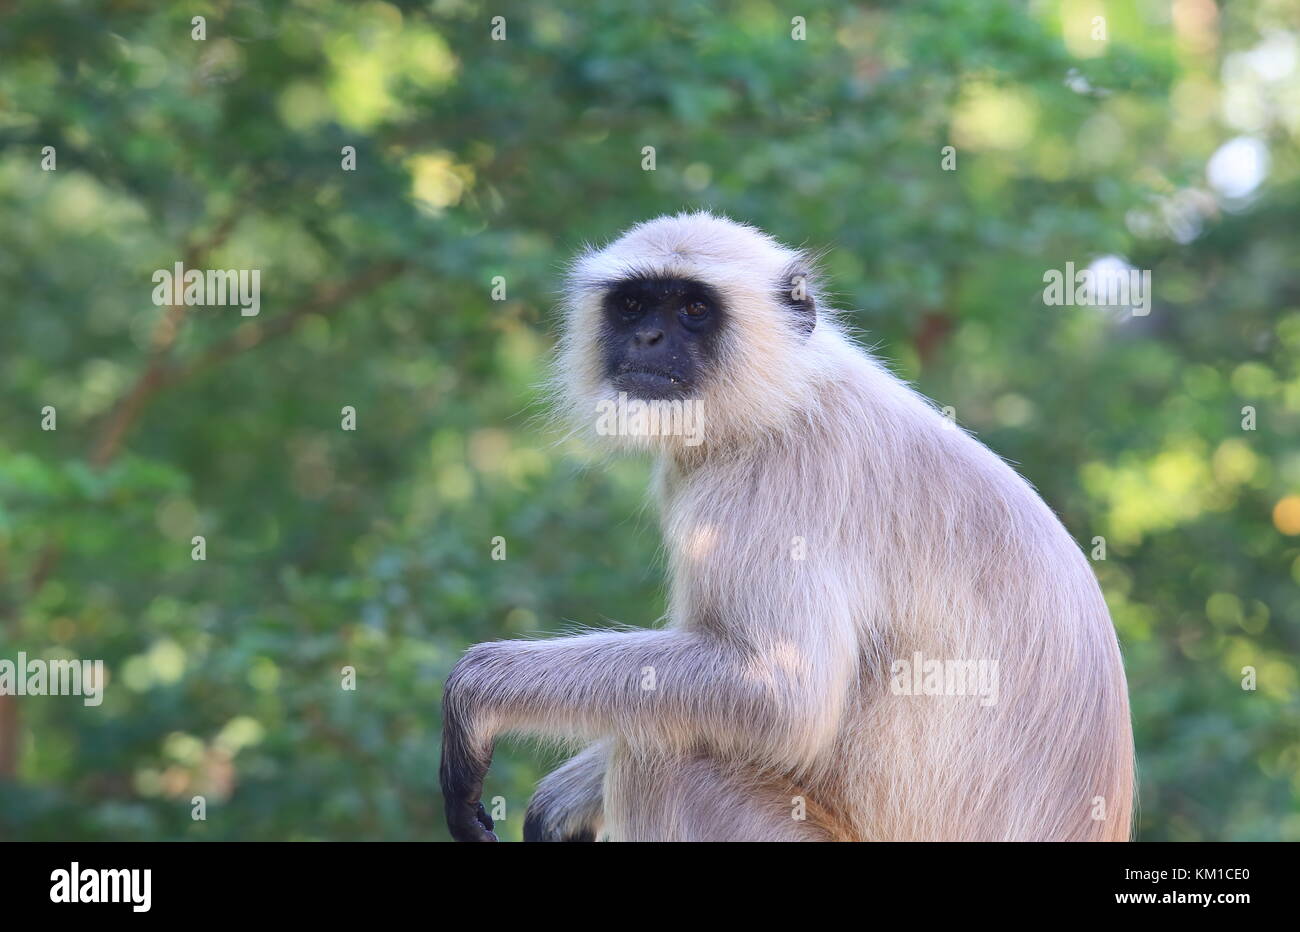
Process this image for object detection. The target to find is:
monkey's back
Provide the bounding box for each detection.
[658,340,1134,841]
[822,350,1133,840]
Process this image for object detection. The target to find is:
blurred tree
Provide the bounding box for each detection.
[0,0,1296,840]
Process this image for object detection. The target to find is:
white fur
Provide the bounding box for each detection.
[456,212,1134,841]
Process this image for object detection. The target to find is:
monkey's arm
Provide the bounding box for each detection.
[440,617,854,842]
[523,742,608,842]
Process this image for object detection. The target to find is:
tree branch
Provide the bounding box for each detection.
[88,203,247,469]
[162,259,408,388]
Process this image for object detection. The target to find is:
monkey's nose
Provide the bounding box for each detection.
[635,328,665,346]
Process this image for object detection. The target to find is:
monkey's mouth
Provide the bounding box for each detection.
[613,367,690,399]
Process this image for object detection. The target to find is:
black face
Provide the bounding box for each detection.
[599,275,725,400]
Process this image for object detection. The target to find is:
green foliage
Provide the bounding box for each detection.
[0,0,1297,840]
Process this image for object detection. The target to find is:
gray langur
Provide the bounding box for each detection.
[439,212,1134,842]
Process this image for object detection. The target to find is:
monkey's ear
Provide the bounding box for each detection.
[777,261,817,336]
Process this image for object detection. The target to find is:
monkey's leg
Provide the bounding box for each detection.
[440,628,851,841]
[523,742,607,842]
[604,750,832,842]
[440,590,857,842]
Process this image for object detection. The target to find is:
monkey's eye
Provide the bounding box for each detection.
[683,300,710,318]
[620,296,642,317]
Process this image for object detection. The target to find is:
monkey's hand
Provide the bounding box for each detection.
[440,647,499,843]
[523,743,608,842]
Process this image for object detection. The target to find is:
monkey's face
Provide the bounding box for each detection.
[557,212,831,451]
[599,276,725,400]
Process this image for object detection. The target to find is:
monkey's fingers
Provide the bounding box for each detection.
[447,799,499,842]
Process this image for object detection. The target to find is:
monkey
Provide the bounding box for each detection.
[440,211,1134,842]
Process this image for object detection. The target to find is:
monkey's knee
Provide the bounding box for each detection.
[605,754,831,842]
[523,806,596,842]
[524,745,607,842]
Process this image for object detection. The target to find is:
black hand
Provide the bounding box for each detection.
[440,738,498,842]
[446,797,497,843]
[440,664,498,842]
